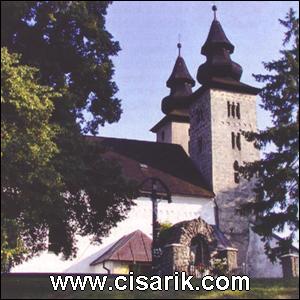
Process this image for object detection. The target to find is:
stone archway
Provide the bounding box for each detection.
[158,218,218,274]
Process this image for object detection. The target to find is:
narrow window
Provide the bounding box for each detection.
[231,132,235,149]
[233,160,239,171]
[236,133,241,150]
[197,108,204,123]
[233,161,240,184]
[161,130,165,141]
[236,103,241,119]
[231,102,236,118]
[198,137,203,153]
[227,101,231,117]
[199,109,204,122]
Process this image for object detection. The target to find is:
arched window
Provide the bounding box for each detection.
[233,160,239,171]
[227,101,231,117]
[231,132,235,149]
[236,103,241,119]
[231,102,236,118]
[236,133,241,150]
[233,161,240,183]
[190,236,209,266]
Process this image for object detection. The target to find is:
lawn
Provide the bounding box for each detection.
[1,275,299,299]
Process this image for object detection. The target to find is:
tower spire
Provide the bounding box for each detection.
[197,9,243,84]
[196,6,260,94]
[161,43,195,115]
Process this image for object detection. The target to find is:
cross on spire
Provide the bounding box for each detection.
[212,4,217,20]
[177,34,182,57]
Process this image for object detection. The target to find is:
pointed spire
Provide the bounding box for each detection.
[197,7,242,84]
[166,43,195,88]
[201,18,235,55]
[162,43,195,115]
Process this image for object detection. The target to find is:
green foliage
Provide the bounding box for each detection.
[159,221,173,233]
[1,217,26,273]
[158,221,173,241]
[240,8,299,261]
[1,1,137,271]
[1,48,62,270]
[209,257,229,276]
[1,1,121,134]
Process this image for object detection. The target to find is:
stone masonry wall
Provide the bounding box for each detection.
[189,88,260,268]
[159,218,217,275]
[189,89,212,189]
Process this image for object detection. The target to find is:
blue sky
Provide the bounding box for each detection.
[99,1,299,141]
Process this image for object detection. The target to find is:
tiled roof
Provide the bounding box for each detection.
[90,230,152,265]
[86,136,214,198]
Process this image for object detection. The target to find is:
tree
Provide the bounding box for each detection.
[1,48,62,271]
[1,1,136,271]
[1,1,122,133]
[240,8,299,261]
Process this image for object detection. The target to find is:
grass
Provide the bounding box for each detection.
[1,275,299,299]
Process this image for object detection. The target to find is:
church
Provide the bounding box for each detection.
[12,7,298,278]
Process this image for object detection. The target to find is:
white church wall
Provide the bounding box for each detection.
[11,194,215,273]
[171,122,190,154]
[156,121,190,154]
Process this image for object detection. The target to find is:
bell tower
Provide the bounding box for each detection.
[189,6,260,267]
[151,43,195,154]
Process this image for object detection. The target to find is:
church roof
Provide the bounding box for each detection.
[90,230,152,265]
[162,44,195,115]
[150,114,189,133]
[166,55,195,88]
[201,19,234,55]
[86,136,214,198]
[192,77,261,98]
[196,6,260,95]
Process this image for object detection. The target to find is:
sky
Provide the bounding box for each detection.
[98,1,299,141]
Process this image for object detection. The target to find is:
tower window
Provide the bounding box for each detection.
[198,137,203,153]
[227,101,231,117]
[196,108,204,123]
[236,133,241,150]
[231,102,236,118]
[236,103,241,119]
[228,102,240,118]
[161,130,165,141]
[233,161,240,184]
[231,132,235,149]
